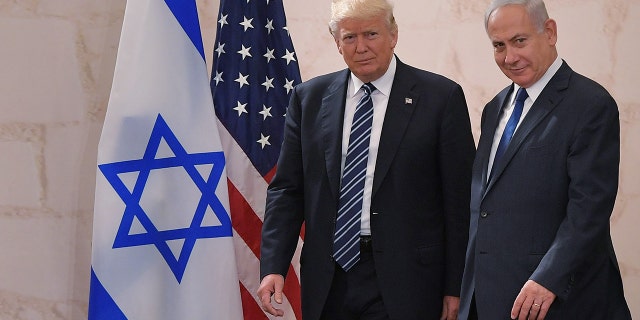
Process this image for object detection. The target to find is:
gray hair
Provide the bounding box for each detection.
[484,0,549,33]
[328,0,398,37]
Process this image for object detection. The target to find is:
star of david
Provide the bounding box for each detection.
[98,114,231,283]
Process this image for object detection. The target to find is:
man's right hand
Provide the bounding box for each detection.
[257,274,286,317]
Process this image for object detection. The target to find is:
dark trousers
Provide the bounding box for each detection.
[320,237,390,320]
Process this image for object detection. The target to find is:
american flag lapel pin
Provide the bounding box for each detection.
[405,97,413,105]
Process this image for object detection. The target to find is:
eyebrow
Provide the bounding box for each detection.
[508,33,527,41]
[492,33,527,44]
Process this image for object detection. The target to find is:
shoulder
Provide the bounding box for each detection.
[294,69,347,94]
[568,70,613,101]
[541,61,613,105]
[397,60,461,91]
[547,62,618,117]
[567,72,619,127]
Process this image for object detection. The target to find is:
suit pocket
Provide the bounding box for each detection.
[416,243,444,265]
[525,144,555,157]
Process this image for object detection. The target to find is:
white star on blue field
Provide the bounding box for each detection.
[98,114,231,283]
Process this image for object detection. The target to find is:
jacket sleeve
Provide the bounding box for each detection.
[260,85,306,280]
[439,83,476,296]
[530,92,620,300]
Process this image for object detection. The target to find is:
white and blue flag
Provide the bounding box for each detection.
[89,0,243,319]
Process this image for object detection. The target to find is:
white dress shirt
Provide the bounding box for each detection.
[487,56,563,179]
[341,56,397,236]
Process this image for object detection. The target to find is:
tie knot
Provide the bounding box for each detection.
[515,87,528,103]
[362,82,376,95]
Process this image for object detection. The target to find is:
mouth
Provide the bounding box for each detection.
[356,57,374,64]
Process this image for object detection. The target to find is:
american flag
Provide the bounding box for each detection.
[210,0,303,319]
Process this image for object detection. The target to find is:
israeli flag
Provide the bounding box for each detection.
[88,0,243,319]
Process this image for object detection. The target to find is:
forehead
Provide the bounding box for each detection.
[487,5,535,39]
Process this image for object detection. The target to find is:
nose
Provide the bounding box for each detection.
[504,47,518,65]
[355,36,368,53]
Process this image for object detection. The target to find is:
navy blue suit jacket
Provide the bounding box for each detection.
[261,58,475,320]
[459,61,631,319]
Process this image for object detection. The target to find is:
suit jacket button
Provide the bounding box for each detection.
[480,211,489,218]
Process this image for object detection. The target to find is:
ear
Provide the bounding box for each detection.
[330,30,343,54]
[330,27,341,53]
[391,31,398,48]
[544,18,558,46]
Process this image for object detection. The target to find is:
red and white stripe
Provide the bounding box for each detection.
[219,119,303,320]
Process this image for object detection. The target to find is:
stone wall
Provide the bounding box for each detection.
[0,0,637,318]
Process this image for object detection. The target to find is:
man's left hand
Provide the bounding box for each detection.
[511,280,556,320]
[440,295,460,320]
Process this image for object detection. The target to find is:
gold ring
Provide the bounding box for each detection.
[533,303,541,308]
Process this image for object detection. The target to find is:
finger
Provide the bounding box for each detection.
[513,296,535,320]
[529,302,541,320]
[257,288,270,308]
[536,301,550,320]
[258,292,277,316]
[257,276,285,317]
[519,298,535,320]
[273,277,285,304]
[510,293,525,319]
[447,304,458,320]
[257,290,274,315]
[260,295,284,317]
[441,296,459,320]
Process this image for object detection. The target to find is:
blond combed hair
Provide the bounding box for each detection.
[328,0,397,37]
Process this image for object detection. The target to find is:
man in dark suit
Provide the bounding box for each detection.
[257,0,475,319]
[459,1,631,319]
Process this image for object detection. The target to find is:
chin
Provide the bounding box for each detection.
[354,72,376,82]
[508,75,532,88]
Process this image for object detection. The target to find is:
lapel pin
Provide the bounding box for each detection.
[405,98,413,105]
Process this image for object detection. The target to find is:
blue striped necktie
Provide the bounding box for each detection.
[490,87,528,179]
[334,82,376,271]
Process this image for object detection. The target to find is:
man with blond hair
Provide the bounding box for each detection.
[257,0,475,319]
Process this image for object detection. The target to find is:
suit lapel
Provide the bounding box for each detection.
[475,87,511,201]
[321,70,350,199]
[372,61,419,197]
[484,63,572,197]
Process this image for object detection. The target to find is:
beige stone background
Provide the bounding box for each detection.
[0,0,637,318]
